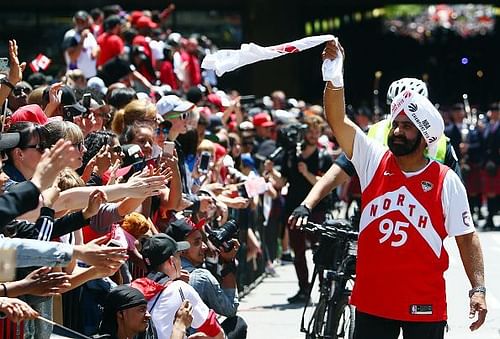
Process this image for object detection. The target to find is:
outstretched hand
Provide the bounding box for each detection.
[8,39,26,85]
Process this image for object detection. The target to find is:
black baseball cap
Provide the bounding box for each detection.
[140,234,190,269]
[166,218,203,242]
[0,132,21,151]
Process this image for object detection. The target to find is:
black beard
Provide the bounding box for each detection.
[387,133,422,156]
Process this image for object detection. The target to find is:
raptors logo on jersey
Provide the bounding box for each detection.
[350,150,451,322]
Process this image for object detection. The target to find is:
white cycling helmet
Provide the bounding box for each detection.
[386,78,428,105]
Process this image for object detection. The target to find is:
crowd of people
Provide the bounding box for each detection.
[0,3,497,339]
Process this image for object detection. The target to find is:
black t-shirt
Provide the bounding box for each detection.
[281,147,333,214]
[97,56,135,86]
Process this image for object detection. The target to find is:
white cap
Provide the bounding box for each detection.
[156,95,195,118]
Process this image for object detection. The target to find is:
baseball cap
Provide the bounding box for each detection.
[0,132,21,151]
[140,234,190,269]
[104,14,123,31]
[87,77,108,95]
[74,11,89,21]
[136,16,158,30]
[11,104,48,125]
[156,95,195,119]
[166,218,204,242]
[253,112,275,128]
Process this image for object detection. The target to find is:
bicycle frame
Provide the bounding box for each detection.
[301,218,358,339]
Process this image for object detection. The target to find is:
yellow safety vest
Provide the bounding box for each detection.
[367,119,448,164]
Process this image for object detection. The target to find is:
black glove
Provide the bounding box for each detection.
[288,204,311,229]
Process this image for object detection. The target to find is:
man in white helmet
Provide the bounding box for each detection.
[312,40,486,339]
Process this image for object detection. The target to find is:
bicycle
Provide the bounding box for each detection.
[300,216,359,339]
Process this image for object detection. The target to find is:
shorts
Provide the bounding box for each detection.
[354,310,447,339]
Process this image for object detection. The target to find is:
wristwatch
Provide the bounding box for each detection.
[0,77,15,93]
[468,286,486,298]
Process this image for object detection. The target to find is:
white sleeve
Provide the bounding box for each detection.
[183,282,211,328]
[149,286,178,339]
[349,128,386,191]
[441,170,475,237]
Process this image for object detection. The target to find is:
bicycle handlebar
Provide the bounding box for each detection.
[302,220,359,240]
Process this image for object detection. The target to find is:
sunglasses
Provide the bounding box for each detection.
[156,127,169,136]
[21,144,44,153]
[165,111,191,121]
[12,87,31,97]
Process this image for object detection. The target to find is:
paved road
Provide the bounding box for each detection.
[239,230,500,339]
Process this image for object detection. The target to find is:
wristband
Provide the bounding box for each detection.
[468,286,486,298]
[0,283,7,297]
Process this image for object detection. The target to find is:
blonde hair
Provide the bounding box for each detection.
[43,120,84,147]
[197,139,215,157]
[57,168,85,191]
[121,212,151,239]
[111,99,157,135]
[303,114,325,130]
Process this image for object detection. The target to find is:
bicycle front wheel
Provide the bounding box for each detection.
[311,295,328,338]
[332,298,355,339]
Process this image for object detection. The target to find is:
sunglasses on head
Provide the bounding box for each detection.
[12,87,31,97]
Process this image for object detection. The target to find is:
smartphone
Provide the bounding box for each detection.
[106,239,123,248]
[0,58,8,74]
[82,93,91,108]
[163,141,175,156]
[199,151,211,174]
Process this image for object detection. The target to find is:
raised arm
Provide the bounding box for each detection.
[322,40,357,158]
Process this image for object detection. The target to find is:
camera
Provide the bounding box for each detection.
[206,219,239,252]
[268,123,308,161]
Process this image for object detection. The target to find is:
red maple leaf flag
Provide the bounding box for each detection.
[30,53,52,73]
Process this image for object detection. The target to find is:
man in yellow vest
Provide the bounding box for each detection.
[288,78,461,228]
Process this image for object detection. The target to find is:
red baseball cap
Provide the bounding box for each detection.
[136,16,158,30]
[252,112,275,128]
[11,104,48,125]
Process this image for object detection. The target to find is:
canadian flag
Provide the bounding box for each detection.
[201,34,344,87]
[30,53,52,72]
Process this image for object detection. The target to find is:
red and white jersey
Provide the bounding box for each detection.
[348,129,474,321]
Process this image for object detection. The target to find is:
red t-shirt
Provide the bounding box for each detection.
[159,60,178,90]
[97,32,124,66]
[181,50,201,87]
[350,151,450,321]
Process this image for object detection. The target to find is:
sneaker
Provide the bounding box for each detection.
[287,290,308,304]
[265,265,279,277]
[280,252,294,264]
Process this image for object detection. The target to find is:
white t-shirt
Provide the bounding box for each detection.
[349,128,474,237]
[148,280,211,339]
[63,29,98,78]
